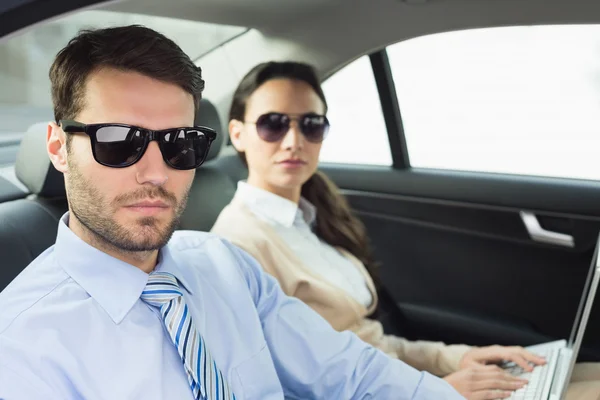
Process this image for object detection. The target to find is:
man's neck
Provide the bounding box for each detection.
[68,214,158,274]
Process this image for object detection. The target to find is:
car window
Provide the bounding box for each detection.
[388,25,600,180]
[0,9,246,141]
[320,56,392,166]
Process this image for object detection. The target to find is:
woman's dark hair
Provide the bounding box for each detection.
[229,61,380,286]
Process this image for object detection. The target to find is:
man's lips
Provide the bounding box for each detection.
[125,200,169,208]
[123,200,171,215]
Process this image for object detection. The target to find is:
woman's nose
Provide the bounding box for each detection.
[280,121,303,151]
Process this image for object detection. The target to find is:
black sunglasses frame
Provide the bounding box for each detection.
[247,112,330,143]
[59,120,217,170]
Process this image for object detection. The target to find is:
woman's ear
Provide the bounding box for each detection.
[229,119,246,152]
[47,122,69,173]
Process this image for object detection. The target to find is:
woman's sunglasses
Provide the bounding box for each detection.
[247,112,330,143]
[59,120,217,170]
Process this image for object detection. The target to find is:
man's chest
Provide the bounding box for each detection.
[7,298,283,400]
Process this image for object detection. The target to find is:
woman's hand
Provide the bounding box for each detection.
[444,364,527,399]
[459,345,546,372]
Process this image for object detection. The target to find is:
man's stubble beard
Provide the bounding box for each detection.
[66,161,190,254]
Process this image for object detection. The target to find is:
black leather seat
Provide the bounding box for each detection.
[0,176,27,203]
[179,99,237,230]
[0,99,238,291]
[0,122,68,290]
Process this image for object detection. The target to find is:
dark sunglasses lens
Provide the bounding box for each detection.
[161,129,210,170]
[95,126,146,167]
[301,115,329,143]
[256,113,289,142]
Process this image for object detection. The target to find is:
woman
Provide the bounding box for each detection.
[211,61,600,400]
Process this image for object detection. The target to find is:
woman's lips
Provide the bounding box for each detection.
[278,159,307,169]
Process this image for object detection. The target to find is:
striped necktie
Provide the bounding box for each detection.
[141,271,236,400]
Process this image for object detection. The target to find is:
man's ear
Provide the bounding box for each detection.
[47,122,68,173]
[229,119,246,152]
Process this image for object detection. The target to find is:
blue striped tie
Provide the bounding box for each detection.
[141,271,236,400]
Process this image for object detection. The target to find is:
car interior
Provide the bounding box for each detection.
[2,0,600,363]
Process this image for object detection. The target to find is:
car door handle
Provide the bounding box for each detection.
[520,211,574,248]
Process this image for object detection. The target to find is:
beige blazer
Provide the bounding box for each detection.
[211,197,471,377]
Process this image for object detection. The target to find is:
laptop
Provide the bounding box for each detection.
[502,233,600,400]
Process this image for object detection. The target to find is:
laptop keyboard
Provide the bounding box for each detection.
[503,347,558,400]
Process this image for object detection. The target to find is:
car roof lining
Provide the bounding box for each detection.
[3,0,600,79]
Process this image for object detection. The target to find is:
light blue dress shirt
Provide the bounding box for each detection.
[0,213,463,400]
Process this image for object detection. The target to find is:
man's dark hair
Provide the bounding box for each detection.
[50,25,205,125]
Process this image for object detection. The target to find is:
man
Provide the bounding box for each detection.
[0,25,463,399]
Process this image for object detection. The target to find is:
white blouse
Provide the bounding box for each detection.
[235,182,373,308]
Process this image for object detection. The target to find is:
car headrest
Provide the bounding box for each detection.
[15,122,66,198]
[195,98,225,162]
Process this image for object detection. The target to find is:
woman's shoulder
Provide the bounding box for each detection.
[211,200,268,242]
[212,200,291,271]
[213,198,250,222]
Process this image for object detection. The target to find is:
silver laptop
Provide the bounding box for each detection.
[503,233,600,400]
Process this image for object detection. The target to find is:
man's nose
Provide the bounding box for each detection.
[135,141,169,186]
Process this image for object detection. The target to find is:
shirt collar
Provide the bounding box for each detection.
[235,181,316,228]
[153,243,195,295]
[55,213,193,324]
[298,196,317,228]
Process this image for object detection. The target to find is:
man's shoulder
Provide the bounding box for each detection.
[167,231,246,272]
[169,230,231,252]
[168,230,263,283]
[0,247,71,334]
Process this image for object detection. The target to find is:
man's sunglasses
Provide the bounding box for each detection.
[246,112,330,143]
[59,120,217,170]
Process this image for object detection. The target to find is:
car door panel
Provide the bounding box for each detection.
[320,164,600,361]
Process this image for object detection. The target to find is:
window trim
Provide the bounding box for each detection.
[369,49,410,169]
[192,28,250,62]
[1,0,107,39]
